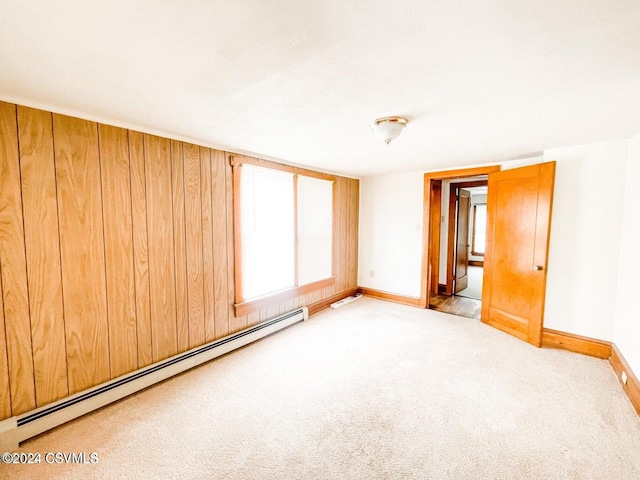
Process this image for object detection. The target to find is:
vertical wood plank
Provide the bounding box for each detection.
[18,106,68,406]
[183,143,205,348]
[211,150,230,339]
[0,262,12,419]
[171,140,189,353]
[246,311,260,328]
[349,178,359,288]
[200,147,216,342]
[144,135,178,362]
[129,131,153,367]
[0,101,37,415]
[53,114,110,394]
[98,124,138,378]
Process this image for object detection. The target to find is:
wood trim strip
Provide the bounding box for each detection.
[234,277,336,317]
[468,260,484,267]
[229,154,335,182]
[541,328,612,359]
[610,345,640,415]
[232,163,243,304]
[360,287,421,306]
[293,174,299,287]
[446,183,457,295]
[211,149,231,340]
[308,288,360,316]
[421,179,440,308]
[424,165,500,180]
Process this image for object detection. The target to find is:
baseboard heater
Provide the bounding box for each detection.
[0,306,308,451]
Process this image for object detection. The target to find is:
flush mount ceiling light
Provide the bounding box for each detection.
[370,116,409,144]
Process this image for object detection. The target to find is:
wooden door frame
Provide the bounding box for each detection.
[446,180,488,295]
[420,166,500,308]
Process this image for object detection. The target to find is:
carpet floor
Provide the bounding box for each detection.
[3,297,640,479]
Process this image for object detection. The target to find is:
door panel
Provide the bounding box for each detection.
[482,162,555,346]
[455,189,471,293]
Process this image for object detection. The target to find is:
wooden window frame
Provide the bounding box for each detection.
[231,155,336,316]
[471,203,487,257]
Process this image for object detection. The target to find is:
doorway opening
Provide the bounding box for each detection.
[419,166,500,320]
[420,163,555,346]
[431,178,487,319]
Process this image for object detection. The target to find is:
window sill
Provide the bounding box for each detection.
[234,277,335,317]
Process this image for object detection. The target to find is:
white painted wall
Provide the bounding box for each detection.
[358,143,629,345]
[613,131,640,375]
[542,140,628,340]
[358,172,424,297]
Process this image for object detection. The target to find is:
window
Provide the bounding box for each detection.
[471,203,487,256]
[233,158,335,315]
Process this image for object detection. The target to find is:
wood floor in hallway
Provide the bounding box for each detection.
[429,294,481,320]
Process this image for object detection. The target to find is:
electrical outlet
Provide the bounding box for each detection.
[621,371,628,385]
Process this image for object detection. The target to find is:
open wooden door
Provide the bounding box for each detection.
[454,189,471,293]
[481,162,555,347]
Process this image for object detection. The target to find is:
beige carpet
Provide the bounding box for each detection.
[3,297,640,479]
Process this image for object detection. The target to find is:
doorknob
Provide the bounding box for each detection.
[533,265,544,271]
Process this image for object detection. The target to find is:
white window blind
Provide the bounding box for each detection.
[240,165,295,299]
[238,164,334,302]
[297,175,333,285]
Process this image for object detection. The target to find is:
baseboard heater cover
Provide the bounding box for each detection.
[0,306,308,451]
[330,292,362,309]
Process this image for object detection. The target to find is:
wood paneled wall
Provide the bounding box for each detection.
[0,101,359,420]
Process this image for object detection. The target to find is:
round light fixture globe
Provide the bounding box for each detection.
[370,116,409,144]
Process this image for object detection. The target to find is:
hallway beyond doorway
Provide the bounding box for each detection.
[457,265,483,300]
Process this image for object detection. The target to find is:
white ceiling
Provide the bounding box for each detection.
[1,0,639,177]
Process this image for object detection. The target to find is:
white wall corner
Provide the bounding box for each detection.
[542,140,629,340]
[357,172,424,297]
[612,132,640,375]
